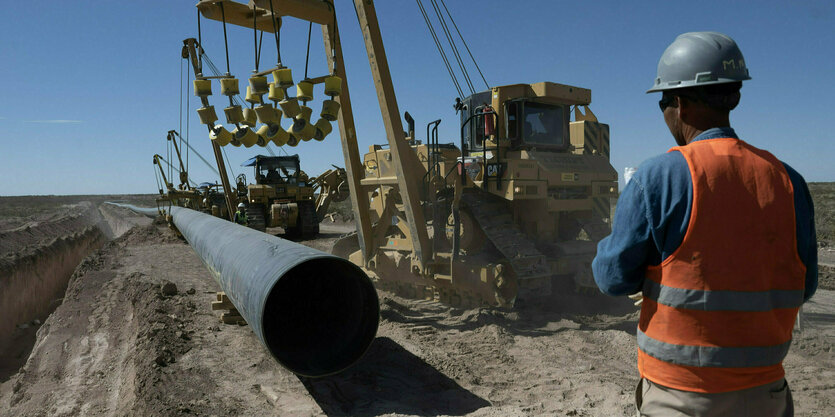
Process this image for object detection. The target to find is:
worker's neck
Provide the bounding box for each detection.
[682,113,731,145]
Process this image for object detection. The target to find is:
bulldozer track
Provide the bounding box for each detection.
[299,200,320,237]
[378,280,491,309]
[245,203,267,232]
[286,200,319,238]
[460,191,552,299]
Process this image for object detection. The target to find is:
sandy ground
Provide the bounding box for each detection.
[0,204,833,416]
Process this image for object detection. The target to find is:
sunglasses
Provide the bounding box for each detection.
[658,93,677,112]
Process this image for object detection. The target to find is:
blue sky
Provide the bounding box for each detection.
[1,0,833,196]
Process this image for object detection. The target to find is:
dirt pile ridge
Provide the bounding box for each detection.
[0,202,99,267]
[0,207,833,416]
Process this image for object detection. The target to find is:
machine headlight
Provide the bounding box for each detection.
[513,186,523,194]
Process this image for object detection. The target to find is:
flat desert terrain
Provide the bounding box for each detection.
[0,192,832,416]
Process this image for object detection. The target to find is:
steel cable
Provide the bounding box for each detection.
[197,9,203,70]
[415,0,463,98]
[219,2,231,74]
[269,0,282,64]
[304,21,312,80]
[179,133,220,177]
[202,53,247,108]
[153,164,163,193]
[186,63,190,174]
[179,59,184,147]
[222,146,236,180]
[438,0,489,89]
[429,0,474,94]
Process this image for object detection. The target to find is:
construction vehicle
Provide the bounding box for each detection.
[192,0,617,308]
[152,156,201,212]
[196,182,230,218]
[153,130,225,215]
[347,83,618,306]
[236,154,347,236]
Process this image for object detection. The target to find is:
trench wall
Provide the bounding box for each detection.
[0,203,118,354]
[0,227,105,352]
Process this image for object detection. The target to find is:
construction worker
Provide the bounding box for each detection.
[592,32,817,416]
[265,168,282,183]
[233,202,248,226]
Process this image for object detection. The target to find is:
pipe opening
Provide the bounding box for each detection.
[262,258,379,377]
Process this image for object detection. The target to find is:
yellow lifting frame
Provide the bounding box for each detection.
[197,0,432,271]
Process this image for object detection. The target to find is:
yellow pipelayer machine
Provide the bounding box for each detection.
[194,0,617,307]
[236,154,347,237]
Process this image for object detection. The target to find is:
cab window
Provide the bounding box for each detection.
[522,102,568,148]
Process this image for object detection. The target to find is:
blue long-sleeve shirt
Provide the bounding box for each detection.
[592,127,818,301]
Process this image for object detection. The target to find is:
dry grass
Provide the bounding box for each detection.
[809,182,834,246]
[0,195,157,219]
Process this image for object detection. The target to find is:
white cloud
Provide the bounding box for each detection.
[23,119,83,124]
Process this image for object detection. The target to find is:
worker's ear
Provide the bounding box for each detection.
[676,95,691,120]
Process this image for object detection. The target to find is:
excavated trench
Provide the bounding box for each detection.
[0,203,148,380]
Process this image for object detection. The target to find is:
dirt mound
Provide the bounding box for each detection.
[96,204,153,239]
[0,202,99,268]
[124,276,219,416]
[0,229,231,416]
[115,222,184,247]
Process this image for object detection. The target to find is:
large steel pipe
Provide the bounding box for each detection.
[109,203,379,377]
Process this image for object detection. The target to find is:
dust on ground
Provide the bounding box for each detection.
[0,202,832,416]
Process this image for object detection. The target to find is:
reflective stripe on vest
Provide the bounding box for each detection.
[643,278,804,312]
[637,328,793,368]
[637,138,806,394]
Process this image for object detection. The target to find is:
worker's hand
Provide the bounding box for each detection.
[628,292,643,307]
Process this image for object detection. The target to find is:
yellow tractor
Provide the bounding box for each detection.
[238,154,347,237]
[339,82,617,307]
[196,182,228,217]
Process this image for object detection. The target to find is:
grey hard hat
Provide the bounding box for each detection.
[238,202,246,209]
[647,31,751,93]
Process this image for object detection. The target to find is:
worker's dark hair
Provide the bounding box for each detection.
[677,81,742,112]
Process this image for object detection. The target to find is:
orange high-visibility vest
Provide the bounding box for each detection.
[637,138,806,393]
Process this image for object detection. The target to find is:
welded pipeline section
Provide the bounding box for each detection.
[108,203,379,377]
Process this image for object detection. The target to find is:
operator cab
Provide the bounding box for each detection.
[504,99,569,150]
[241,155,302,186]
[460,85,577,155]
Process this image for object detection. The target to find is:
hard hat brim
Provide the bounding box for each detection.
[646,76,751,94]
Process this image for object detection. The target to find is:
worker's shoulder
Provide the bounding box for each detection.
[745,141,810,188]
[631,150,690,192]
[780,161,807,184]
